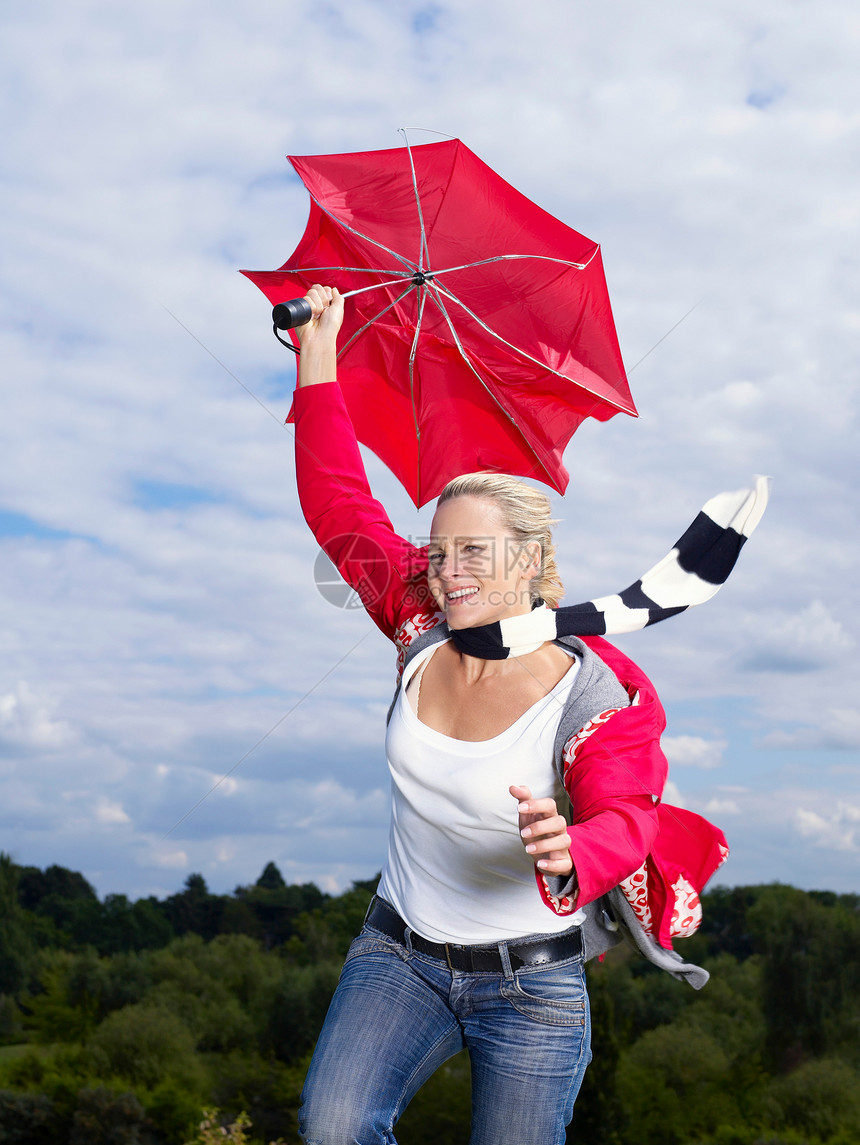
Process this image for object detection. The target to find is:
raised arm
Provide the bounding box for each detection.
[293,286,433,640]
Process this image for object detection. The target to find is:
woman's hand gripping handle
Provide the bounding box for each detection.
[295,284,345,388]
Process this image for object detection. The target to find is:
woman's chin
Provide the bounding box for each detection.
[444,603,488,630]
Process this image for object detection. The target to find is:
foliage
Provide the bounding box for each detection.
[184,1106,288,1145]
[85,1003,206,1092]
[68,1085,156,1145]
[261,962,342,1064]
[186,1107,253,1145]
[2,859,860,1144]
[0,855,34,996]
[0,1088,64,1145]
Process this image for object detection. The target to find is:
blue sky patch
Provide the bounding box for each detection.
[413,4,442,34]
[0,508,82,542]
[746,87,785,109]
[132,480,221,511]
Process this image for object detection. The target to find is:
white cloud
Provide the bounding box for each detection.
[663,735,726,770]
[704,798,741,816]
[661,781,686,809]
[761,708,860,750]
[94,798,131,826]
[147,848,190,871]
[796,803,860,853]
[0,682,75,751]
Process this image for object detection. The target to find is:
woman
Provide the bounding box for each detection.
[292,285,666,1145]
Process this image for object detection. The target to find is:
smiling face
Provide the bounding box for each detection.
[427,495,540,629]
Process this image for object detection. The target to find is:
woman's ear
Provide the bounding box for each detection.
[521,541,541,581]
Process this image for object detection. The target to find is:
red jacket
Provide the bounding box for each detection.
[294,382,726,949]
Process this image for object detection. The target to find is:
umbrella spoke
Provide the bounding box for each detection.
[336,283,417,361]
[431,250,600,276]
[309,192,417,274]
[432,281,632,415]
[281,265,415,277]
[408,286,429,503]
[399,129,431,272]
[344,278,421,299]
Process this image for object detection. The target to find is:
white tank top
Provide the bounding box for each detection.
[377,639,586,943]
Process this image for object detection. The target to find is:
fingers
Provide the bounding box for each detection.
[510,785,573,876]
[305,284,343,320]
[295,284,344,351]
[304,283,333,318]
[533,851,575,876]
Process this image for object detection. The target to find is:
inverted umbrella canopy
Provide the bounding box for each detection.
[242,138,636,507]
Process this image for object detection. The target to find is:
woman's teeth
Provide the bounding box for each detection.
[446,587,479,602]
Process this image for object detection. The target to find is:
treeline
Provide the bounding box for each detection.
[2,858,331,975]
[1,853,859,1144]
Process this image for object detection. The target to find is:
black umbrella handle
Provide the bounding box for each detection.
[272,297,313,330]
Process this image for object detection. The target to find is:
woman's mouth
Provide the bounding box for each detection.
[445,587,480,604]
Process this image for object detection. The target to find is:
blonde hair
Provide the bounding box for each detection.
[437,473,565,608]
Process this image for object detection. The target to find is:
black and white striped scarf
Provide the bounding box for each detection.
[449,477,770,660]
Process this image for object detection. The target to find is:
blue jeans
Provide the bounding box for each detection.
[298,917,591,1145]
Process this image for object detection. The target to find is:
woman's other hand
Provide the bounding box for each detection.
[509,784,573,877]
[296,284,344,387]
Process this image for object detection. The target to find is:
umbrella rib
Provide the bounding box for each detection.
[280,265,414,278]
[336,283,416,361]
[308,192,417,274]
[422,282,556,488]
[400,129,431,271]
[432,281,632,415]
[431,250,600,276]
[408,286,429,504]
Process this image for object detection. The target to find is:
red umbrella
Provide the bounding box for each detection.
[242,138,636,507]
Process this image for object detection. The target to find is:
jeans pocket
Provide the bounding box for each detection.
[500,960,587,1026]
[342,929,400,965]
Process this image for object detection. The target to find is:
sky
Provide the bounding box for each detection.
[0,0,858,903]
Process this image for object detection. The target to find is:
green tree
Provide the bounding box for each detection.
[85,1003,206,1092]
[69,1085,156,1145]
[262,962,341,1064]
[748,885,860,1068]
[255,863,286,892]
[163,875,223,940]
[762,1057,860,1142]
[16,864,98,917]
[0,854,33,995]
[616,1023,739,1145]
[0,1089,64,1145]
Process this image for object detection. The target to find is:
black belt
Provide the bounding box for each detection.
[365,896,583,973]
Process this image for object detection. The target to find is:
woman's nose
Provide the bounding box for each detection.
[436,553,462,578]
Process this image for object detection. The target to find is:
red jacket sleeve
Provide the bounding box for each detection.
[293,382,434,640]
[537,638,668,913]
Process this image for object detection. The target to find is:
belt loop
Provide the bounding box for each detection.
[403,926,415,954]
[498,940,513,979]
[362,894,378,927]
